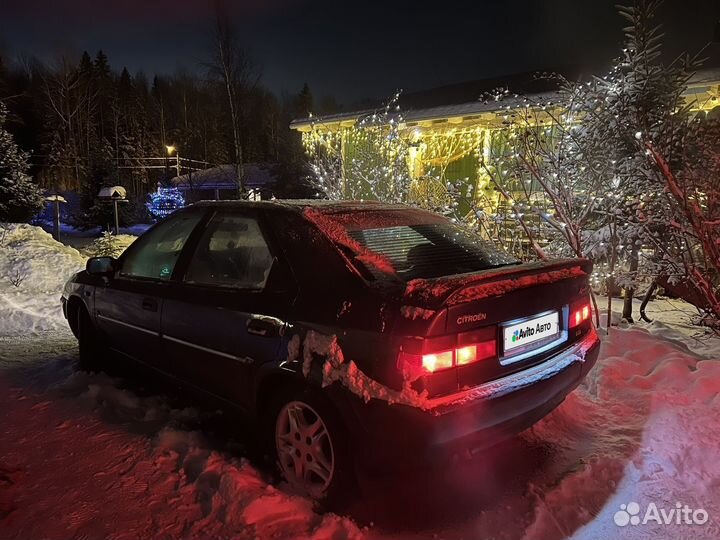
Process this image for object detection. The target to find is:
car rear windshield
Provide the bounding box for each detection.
[319,209,518,280]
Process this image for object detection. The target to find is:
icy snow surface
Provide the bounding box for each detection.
[1,224,719,539]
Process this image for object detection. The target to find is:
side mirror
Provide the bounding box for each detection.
[86,257,117,277]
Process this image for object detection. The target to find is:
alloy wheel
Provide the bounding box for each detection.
[275,400,335,498]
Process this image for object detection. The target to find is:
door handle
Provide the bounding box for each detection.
[141,298,158,312]
[246,316,283,337]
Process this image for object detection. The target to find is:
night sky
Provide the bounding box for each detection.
[1,0,719,106]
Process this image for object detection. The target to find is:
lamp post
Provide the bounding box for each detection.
[166,145,180,178]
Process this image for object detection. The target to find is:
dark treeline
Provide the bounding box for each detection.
[0,39,336,226]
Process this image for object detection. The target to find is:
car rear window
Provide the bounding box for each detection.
[309,208,518,280]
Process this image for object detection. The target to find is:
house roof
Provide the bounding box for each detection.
[290,68,720,131]
[171,163,277,190]
[288,92,561,132]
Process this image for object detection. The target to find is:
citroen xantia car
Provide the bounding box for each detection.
[62,200,600,501]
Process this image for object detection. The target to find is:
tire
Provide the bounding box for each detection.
[76,306,106,372]
[264,388,355,507]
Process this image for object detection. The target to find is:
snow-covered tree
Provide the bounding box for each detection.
[573,0,702,321]
[306,93,412,202]
[85,230,126,258]
[0,102,45,223]
[304,129,344,199]
[474,0,710,323]
[643,109,720,324]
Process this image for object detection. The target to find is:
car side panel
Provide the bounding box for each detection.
[94,278,164,364]
[160,286,291,409]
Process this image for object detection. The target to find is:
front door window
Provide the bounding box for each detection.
[120,211,203,280]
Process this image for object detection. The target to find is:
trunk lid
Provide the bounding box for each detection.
[395,258,593,398]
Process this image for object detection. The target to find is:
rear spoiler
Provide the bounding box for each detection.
[404,258,592,309]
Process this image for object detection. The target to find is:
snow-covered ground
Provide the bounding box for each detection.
[1,224,718,539]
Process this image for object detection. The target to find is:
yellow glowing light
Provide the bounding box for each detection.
[456,345,477,365]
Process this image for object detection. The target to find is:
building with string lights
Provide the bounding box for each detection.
[290,69,720,255]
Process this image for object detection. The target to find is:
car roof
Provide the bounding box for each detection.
[191,199,420,215]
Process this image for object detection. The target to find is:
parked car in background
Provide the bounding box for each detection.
[62,200,600,502]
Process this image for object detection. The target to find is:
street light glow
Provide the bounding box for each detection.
[166,145,176,155]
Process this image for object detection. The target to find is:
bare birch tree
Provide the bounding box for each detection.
[207,2,258,195]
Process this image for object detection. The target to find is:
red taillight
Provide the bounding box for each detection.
[398,338,496,377]
[570,301,591,328]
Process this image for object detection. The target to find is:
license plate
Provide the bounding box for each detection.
[503,311,560,355]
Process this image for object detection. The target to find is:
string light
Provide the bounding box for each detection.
[147,187,185,219]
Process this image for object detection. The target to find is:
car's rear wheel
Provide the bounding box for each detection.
[267,390,354,505]
[76,306,106,372]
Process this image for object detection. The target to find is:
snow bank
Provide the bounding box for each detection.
[0,224,86,335]
[521,325,720,540]
[598,294,720,360]
[0,224,139,336]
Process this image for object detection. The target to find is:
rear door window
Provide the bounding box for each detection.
[184,213,275,290]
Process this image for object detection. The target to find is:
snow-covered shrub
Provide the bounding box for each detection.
[8,268,28,288]
[643,115,720,321]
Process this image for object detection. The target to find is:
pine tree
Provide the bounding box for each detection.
[0,102,45,222]
[85,230,126,258]
[295,83,313,118]
[0,54,7,97]
[575,0,701,321]
[94,50,113,142]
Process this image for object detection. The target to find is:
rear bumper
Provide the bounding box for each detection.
[332,328,600,470]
